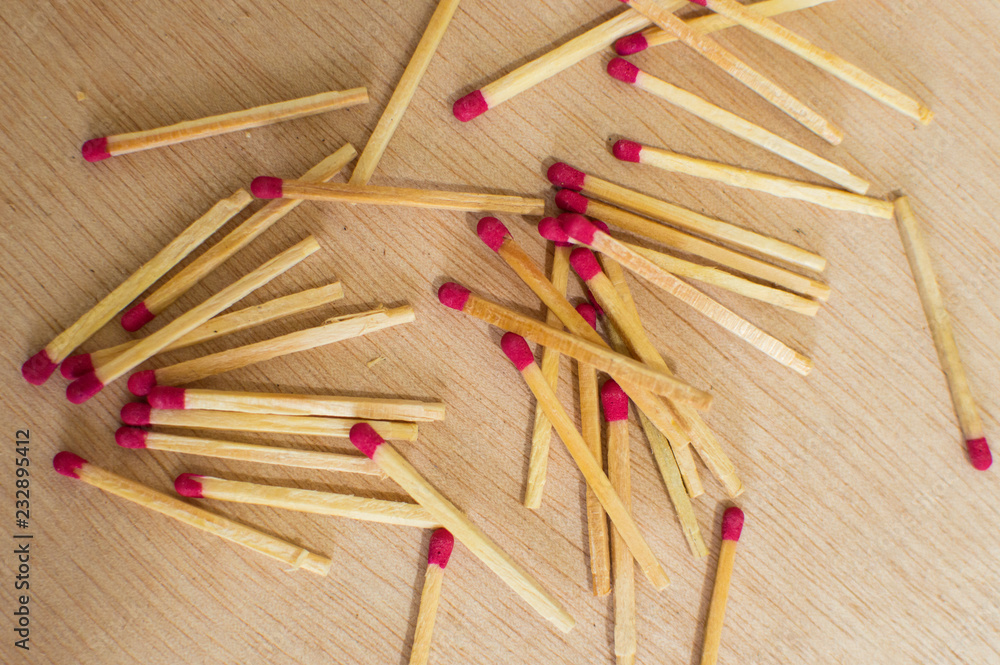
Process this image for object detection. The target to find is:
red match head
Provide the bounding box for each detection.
[121,402,152,426]
[500,333,534,371]
[60,353,94,380]
[66,372,104,404]
[607,58,640,84]
[250,176,284,199]
[22,349,58,385]
[438,282,471,311]
[476,217,510,252]
[569,248,603,281]
[121,302,155,332]
[555,189,589,215]
[546,163,586,191]
[115,427,149,449]
[722,506,745,541]
[689,0,708,5]
[427,528,455,568]
[148,386,187,409]
[560,214,601,245]
[81,137,111,162]
[614,32,650,56]
[585,289,604,317]
[453,90,489,122]
[600,379,629,422]
[53,451,88,478]
[967,437,993,471]
[127,370,158,396]
[174,473,205,498]
[613,140,643,163]
[538,217,571,246]
[576,302,598,330]
[350,423,386,459]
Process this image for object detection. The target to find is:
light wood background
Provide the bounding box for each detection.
[2,1,999,663]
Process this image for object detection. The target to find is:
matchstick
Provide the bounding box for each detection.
[548,161,826,272]
[251,179,544,216]
[576,303,612,596]
[438,282,711,408]
[614,142,895,218]
[686,0,933,123]
[893,197,992,470]
[479,217,571,509]
[121,145,356,331]
[62,283,345,379]
[52,451,331,575]
[408,529,455,665]
[555,190,830,300]
[21,190,251,385]
[120,403,418,441]
[349,424,576,632]
[125,305,414,396]
[147,386,445,422]
[607,59,869,193]
[81,88,368,161]
[63,237,320,403]
[618,0,842,144]
[602,380,636,665]
[115,428,384,476]
[499,333,671,591]
[174,474,438,528]
[351,0,462,184]
[700,507,745,665]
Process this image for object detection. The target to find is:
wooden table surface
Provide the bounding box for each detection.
[2,1,998,663]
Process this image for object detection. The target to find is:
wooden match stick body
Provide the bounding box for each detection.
[52,452,330,575]
[179,475,438,528]
[83,88,368,160]
[409,529,455,665]
[350,425,576,633]
[351,0,461,184]
[21,190,251,384]
[701,507,745,665]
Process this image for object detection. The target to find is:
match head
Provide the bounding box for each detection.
[121,302,156,332]
[614,32,650,55]
[148,386,187,409]
[60,353,94,380]
[500,333,534,371]
[585,289,604,317]
[349,423,386,459]
[569,248,603,281]
[476,217,510,252]
[600,379,629,422]
[688,0,708,5]
[174,473,205,498]
[607,57,640,84]
[81,137,111,162]
[546,163,586,191]
[722,506,745,541]
[120,401,152,426]
[554,189,589,215]
[437,282,471,311]
[115,427,149,449]
[66,372,104,404]
[560,214,602,245]
[427,528,456,568]
[127,370,158,396]
[250,176,284,199]
[22,349,58,385]
[53,451,88,478]
[613,140,643,163]
[967,437,993,471]
[453,90,489,122]
[575,302,598,330]
[537,217,571,246]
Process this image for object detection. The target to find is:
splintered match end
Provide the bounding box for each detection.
[148,386,187,409]
[128,370,158,396]
[427,528,455,568]
[722,507,745,541]
[500,332,534,370]
[121,302,156,332]
[53,451,88,478]
[613,140,643,163]
[600,379,628,422]
[22,349,58,385]
[607,57,640,84]
[575,303,598,330]
[81,137,111,162]
[546,163,586,191]
[614,33,650,56]
[115,427,149,449]
[250,176,285,199]
[174,473,206,498]
[66,372,104,404]
[453,90,489,122]
[537,217,570,246]
[967,437,993,471]
[349,422,386,459]
[560,214,600,244]
[476,217,510,252]
[121,402,152,426]
[437,282,471,311]
[569,248,602,280]
[60,353,94,380]
[554,189,589,214]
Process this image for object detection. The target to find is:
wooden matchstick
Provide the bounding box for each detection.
[575,304,612,596]
[21,190,251,385]
[125,305,414,396]
[561,215,813,375]
[548,162,826,272]
[115,427,384,476]
[555,190,830,300]
[52,451,331,575]
[700,507,745,665]
[607,59,869,193]
[408,529,455,665]
[62,283,345,379]
[121,145,356,331]
[64,237,320,403]
[614,142,895,218]
[893,196,992,470]
[251,179,544,215]
[499,333,671,591]
[619,0,842,144]
[438,282,711,408]
[348,423,576,632]
[120,403,418,441]
[81,88,368,161]
[174,474,438,528]
[351,0,461,184]
[686,0,933,124]
[147,386,445,422]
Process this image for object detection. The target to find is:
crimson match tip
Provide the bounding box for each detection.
[174,473,205,498]
[81,137,111,162]
[614,32,650,56]
[600,379,629,422]
[66,372,104,404]
[22,349,58,385]
[250,176,284,199]
[546,162,586,191]
[689,0,708,6]
[115,427,149,449]
[127,370,157,396]
[120,401,152,426]
[554,189,589,214]
[453,90,489,122]
[53,451,88,478]
[613,139,643,163]
[500,332,534,371]
[560,214,600,245]
[585,288,604,317]
[349,423,385,459]
[476,216,510,252]
[427,528,455,568]
[121,302,155,331]
[967,437,992,470]
[148,386,187,409]
[570,248,602,281]
[538,217,571,246]
[607,57,640,84]
[722,506,745,541]
[438,282,471,311]
[575,302,598,330]
[60,353,94,380]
